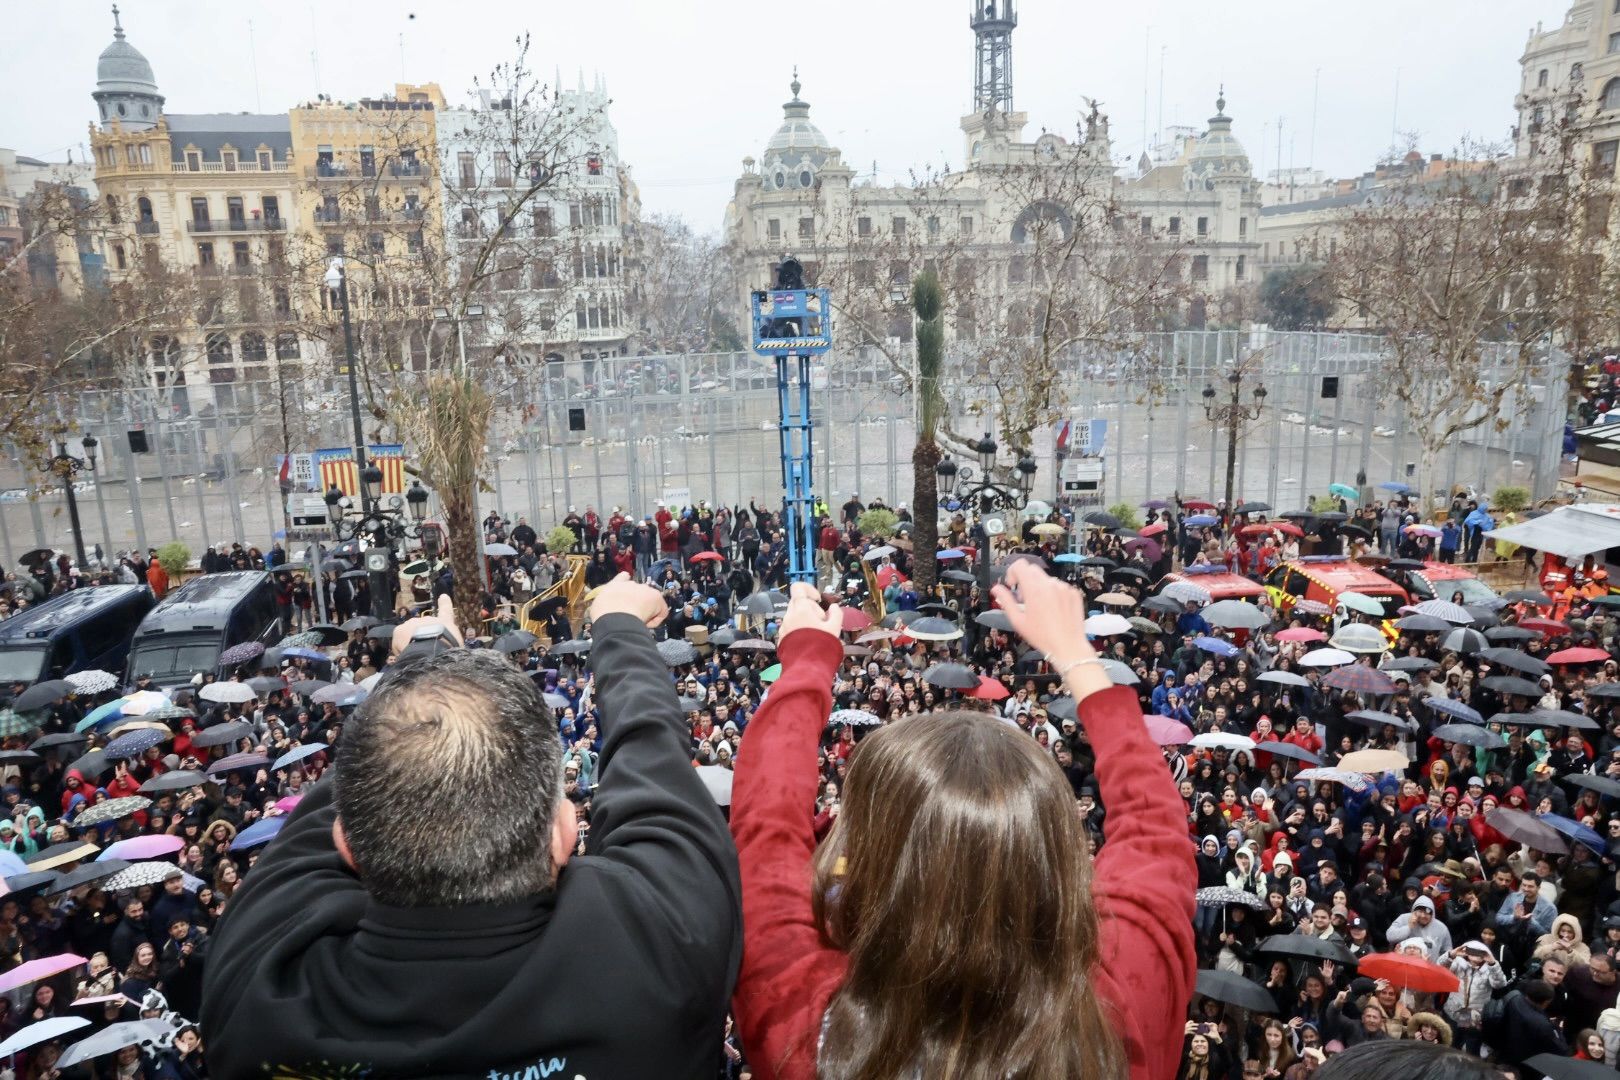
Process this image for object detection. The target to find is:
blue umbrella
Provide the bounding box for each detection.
[1424,697,1484,725]
[74,698,129,733]
[1329,483,1359,501]
[281,647,328,663]
[937,549,966,559]
[1194,636,1241,658]
[1053,553,1082,564]
[273,743,328,771]
[230,816,288,851]
[1538,813,1606,855]
[1184,514,1219,527]
[1377,482,1410,493]
[102,728,168,761]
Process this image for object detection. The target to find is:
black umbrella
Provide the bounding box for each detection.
[1386,559,1427,570]
[1442,628,1488,654]
[1045,697,1077,722]
[1463,605,1501,628]
[45,860,131,896]
[1523,1054,1620,1080]
[1,870,58,900]
[492,631,540,654]
[1256,934,1354,964]
[303,624,350,647]
[548,640,593,657]
[189,721,253,749]
[17,548,54,568]
[0,749,39,767]
[1564,772,1620,799]
[1194,969,1278,1013]
[1107,567,1150,582]
[1082,511,1122,530]
[1505,589,1556,606]
[139,770,210,794]
[1484,626,1540,643]
[29,732,85,752]
[1142,595,1183,615]
[68,749,109,779]
[942,570,978,584]
[1078,556,1117,569]
[923,663,979,690]
[975,610,1013,632]
[1527,708,1600,732]
[1433,723,1506,748]
[1341,710,1414,733]
[1196,886,1269,909]
[1234,502,1272,514]
[1254,740,1322,764]
[1394,614,1452,633]
[881,610,923,629]
[366,625,397,641]
[1478,648,1549,677]
[1314,511,1348,523]
[12,680,73,711]
[1588,684,1620,700]
[1382,657,1437,672]
[918,603,958,619]
[339,616,381,632]
[1339,524,1373,541]
[1481,675,1545,698]
[739,594,781,616]
[1485,807,1570,854]
[708,627,739,647]
[248,676,286,696]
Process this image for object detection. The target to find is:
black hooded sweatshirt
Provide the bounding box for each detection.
[199,613,743,1078]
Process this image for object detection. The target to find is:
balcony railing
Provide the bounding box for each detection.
[135,220,160,235]
[173,161,291,174]
[307,165,353,181]
[313,210,345,225]
[390,162,427,180]
[185,218,287,234]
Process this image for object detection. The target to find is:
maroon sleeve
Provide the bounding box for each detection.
[730,628,848,1080]
[1085,685,1200,1080]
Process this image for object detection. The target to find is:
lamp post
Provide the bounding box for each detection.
[49,435,98,569]
[1202,370,1267,515]
[935,432,1036,647]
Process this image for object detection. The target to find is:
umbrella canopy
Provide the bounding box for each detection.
[830,709,883,727]
[282,647,329,663]
[1196,886,1268,910]
[1193,636,1240,658]
[840,607,874,633]
[1193,969,1277,1013]
[1292,599,1332,616]
[1256,933,1354,964]
[311,684,365,706]
[1505,589,1556,606]
[1145,715,1195,745]
[0,953,87,995]
[1441,628,1488,654]
[247,676,288,696]
[340,616,382,632]
[12,680,73,711]
[1254,740,1322,764]
[273,743,328,771]
[728,639,778,652]
[1539,813,1608,854]
[1190,731,1256,752]
[67,749,109,780]
[1432,723,1506,748]
[1093,591,1138,607]
[1523,1054,1620,1080]
[1082,511,1122,530]
[44,860,131,896]
[1485,807,1571,854]
[1297,648,1356,668]
[198,682,258,704]
[1328,483,1359,500]
[64,670,118,694]
[491,631,541,655]
[694,765,733,807]
[547,639,593,657]
[231,816,288,851]
[854,629,893,645]
[1337,748,1411,774]
[72,796,150,828]
[1424,698,1484,725]
[1383,656,1438,672]
[57,1019,175,1069]
[1394,614,1453,633]
[1161,581,1211,606]
[1322,666,1398,696]
[99,834,184,862]
[1343,710,1414,733]
[1519,617,1572,637]
[1563,773,1620,799]
[1099,659,1140,686]
[1294,768,1372,791]
[943,568,979,583]
[101,728,169,762]
[1477,648,1550,677]
[1357,952,1460,994]
[708,627,740,647]
[923,663,979,690]
[207,752,270,776]
[905,618,964,642]
[862,545,896,562]
[1,871,60,899]
[1128,616,1162,635]
[1257,670,1310,687]
[301,624,350,647]
[974,610,1013,632]
[0,1016,90,1057]
[1200,600,1269,630]
[101,861,182,892]
[967,677,1010,701]
[1275,628,1326,644]
[484,542,519,557]
[217,640,266,667]
[1183,514,1219,528]
[1336,592,1387,617]
[75,699,128,732]
[1084,613,1133,637]
[656,638,700,667]
[1549,647,1611,665]
[29,732,86,752]
[1329,624,1391,654]
[1481,675,1545,699]
[189,721,253,749]
[759,664,782,684]
[1410,598,1475,624]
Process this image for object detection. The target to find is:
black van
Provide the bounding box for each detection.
[125,571,281,690]
[0,585,155,687]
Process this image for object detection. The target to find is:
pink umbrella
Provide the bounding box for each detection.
[1145,715,1195,746]
[98,835,184,862]
[274,794,304,814]
[0,953,87,995]
[1276,628,1327,643]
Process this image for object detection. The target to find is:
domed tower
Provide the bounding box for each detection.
[759,71,836,194]
[1185,88,1252,192]
[92,5,163,131]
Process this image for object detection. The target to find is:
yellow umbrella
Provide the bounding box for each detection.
[1031,522,1066,537]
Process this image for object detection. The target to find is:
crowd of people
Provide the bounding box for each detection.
[0,479,1614,1077]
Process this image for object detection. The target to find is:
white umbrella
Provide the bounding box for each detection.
[484,543,519,557]
[1099,658,1141,685]
[1258,670,1311,687]
[1297,648,1356,668]
[1084,613,1133,637]
[1021,500,1053,521]
[64,670,118,695]
[0,1016,90,1056]
[359,672,384,692]
[1162,581,1211,606]
[1201,600,1270,630]
[1328,624,1391,654]
[198,682,258,704]
[1190,732,1256,752]
[57,1019,175,1069]
[862,545,896,562]
[1336,592,1386,617]
[695,765,733,807]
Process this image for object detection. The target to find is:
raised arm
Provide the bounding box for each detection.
[731,585,849,1080]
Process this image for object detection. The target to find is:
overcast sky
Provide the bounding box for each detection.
[6,0,1570,232]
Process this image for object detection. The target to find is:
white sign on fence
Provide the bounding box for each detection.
[661,487,692,509]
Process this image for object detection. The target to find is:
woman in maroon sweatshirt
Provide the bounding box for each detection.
[732,565,1197,1080]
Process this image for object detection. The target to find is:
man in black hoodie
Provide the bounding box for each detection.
[201,579,742,1078]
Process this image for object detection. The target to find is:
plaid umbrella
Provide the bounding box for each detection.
[1292,599,1332,616]
[71,796,150,828]
[1294,767,1371,790]
[0,710,38,738]
[217,641,266,667]
[1321,666,1397,695]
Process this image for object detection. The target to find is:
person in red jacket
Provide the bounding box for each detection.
[731,565,1197,1080]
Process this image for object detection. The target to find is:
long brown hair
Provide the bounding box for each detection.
[811,710,1124,1080]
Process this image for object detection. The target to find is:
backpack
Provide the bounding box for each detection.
[1481,988,1521,1043]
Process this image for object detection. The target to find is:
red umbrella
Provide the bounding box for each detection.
[1145,715,1194,746]
[1182,500,1217,511]
[1240,522,1303,539]
[968,676,1009,701]
[840,607,873,633]
[875,566,899,589]
[690,551,723,563]
[1548,647,1610,665]
[1519,618,1571,637]
[1140,522,1168,537]
[1356,952,1460,994]
[1276,628,1327,643]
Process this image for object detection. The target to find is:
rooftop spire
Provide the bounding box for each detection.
[111,3,123,39]
[790,66,801,101]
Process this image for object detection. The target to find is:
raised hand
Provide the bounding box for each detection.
[588,573,668,628]
[777,582,842,641]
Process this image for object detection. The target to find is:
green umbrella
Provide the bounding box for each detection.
[760,664,782,684]
[0,709,41,738]
[1329,483,1359,500]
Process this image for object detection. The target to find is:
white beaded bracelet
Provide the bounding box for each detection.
[1048,656,1106,680]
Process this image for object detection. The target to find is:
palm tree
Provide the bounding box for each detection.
[910,271,945,594]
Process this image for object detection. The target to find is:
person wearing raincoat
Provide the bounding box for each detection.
[1462,504,1494,563]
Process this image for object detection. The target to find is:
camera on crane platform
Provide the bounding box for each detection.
[750,254,833,355]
